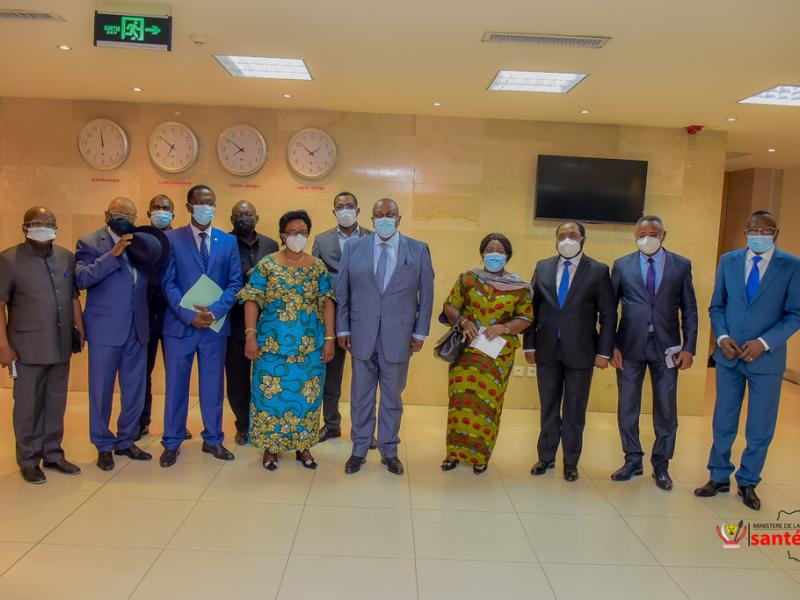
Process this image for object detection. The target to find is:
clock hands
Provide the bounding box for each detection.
[227,139,246,154]
[300,143,314,155]
[308,147,320,156]
[157,136,176,156]
[100,129,105,149]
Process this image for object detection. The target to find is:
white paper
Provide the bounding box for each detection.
[469,327,508,359]
[9,360,17,379]
[665,345,683,369]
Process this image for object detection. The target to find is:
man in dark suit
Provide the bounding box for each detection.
[312,191,372,441]
[226,200,278,445]
[609,215,698,491]
[524,222,616,482]
[695,210,800,511]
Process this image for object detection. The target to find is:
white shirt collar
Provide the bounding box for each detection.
[190,223,211,239]
[107,226,120,243]
[374,231,400,249]
[746,247,775,265]
[337,224,360,239]
[558,252,582,266]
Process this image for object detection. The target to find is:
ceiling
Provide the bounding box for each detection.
[1,0,799,171]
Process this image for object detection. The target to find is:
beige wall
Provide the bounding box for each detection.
[0,97,727,414]
[779,168,800,383]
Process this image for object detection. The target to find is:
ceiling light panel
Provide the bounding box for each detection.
[482,32,610,49]
[739,85,800,106]
[214,55,312,80]
[489,70,587,93]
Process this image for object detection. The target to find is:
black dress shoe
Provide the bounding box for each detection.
[20,465,46,484]
[530,460,555,476]
[43,459,81,475]
[345,455,366,474]
[441,458,458,471]
[115,444,153,461]
[159,448,179,468]
[318,427,341,443]
[202,443,235,461]
[653,469,673,491]
[382,456,404,475]
[610,462,643,481]
[738,485,761,511]
[693,479,730,497]
[97,451,115,471]
[185,430,193,440]
[563,465,579,482]
[234,431,248,446]
[295,450,318,470]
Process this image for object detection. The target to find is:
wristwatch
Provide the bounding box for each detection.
[503,324,511,335]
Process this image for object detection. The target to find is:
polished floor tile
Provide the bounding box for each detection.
[505,475,618,516]
[667,566,800,599]
[543,564,686,599]
[417,559,555,600]
[0,542,32,575]
[0,492,89,542]
[95,461,221,500]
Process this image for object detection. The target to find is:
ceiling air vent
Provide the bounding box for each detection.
[725,152,752,160]
[482,32,610,49]
[0,9,65,21]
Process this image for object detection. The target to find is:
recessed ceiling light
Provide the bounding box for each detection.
[57,44,71,51]
[131,86,143,92]
[432,101,442,107]
[214,55,312,80]
[174,111,181,116]
[739,85,800,106]
[726,117,737,122]
[768,148,777,153]
[282,93,292,99]
[579,109,590,115]
[488,70,587,93]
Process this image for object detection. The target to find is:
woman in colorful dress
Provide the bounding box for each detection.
[440,233,533,474]
[240,210,336,471]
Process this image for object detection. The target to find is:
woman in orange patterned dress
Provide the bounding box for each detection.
[440,234,533,474]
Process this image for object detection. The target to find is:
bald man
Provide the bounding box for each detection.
[76,197,152,471]
[0,207,84,483]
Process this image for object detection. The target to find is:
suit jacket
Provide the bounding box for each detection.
[75,228,149,347]
[523,254,616,369]
[312,225,372,290]
[161,225,243,338]
[709,247,800,374]
[611,249,698,362]
[335,233,434,363]
[229,231,279,343]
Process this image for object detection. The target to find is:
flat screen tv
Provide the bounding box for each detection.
[535,154,648,224]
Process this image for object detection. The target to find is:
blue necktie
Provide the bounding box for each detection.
[199,232,209,272]
[646,258,656,300]
[558,260,571,308]
[375,242,388,291]
[746,255,762,303]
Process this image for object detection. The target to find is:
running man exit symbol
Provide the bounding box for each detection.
[121,16,145,41]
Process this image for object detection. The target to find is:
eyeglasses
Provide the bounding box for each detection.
[335,204,357,211]
[745,228,777,236]
[285,230,309,237]
[24,221,57,229]
[558,233,583,241]
[109,212,136,223]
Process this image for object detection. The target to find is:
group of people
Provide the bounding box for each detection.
[0,186,797,512]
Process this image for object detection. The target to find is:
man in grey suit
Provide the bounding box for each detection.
[312,191,372,441]
[336,198,435,475]
[610,215,698,490]
[0,207,85,484]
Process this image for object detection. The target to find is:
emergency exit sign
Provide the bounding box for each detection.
[94,11,172,51]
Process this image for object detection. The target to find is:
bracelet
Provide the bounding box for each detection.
[244,328,257,338]
[455,315,464,327]
[324,336,335,340]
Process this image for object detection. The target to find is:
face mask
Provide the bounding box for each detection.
[192,204,216,226]
[557,237,582,259]
[285,233,308,253]
[150,210,173,229]
[636,236,662,256]
[373,217,397,238]
[233,216,256,236]
[483,252,507,273]
[26,227,56,243]
[747,235,775,254]
[107,215,136,236]
[335,208,357,228]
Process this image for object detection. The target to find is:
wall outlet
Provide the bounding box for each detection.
[513,366,524,377]
[527,366,537,378]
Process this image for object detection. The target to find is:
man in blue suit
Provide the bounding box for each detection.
[695,210,800,510]
[336,198,435,475]
[610,215,698,491]
[159,185,243,467]
[76,197,152,470]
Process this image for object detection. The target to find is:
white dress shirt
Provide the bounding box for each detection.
[556,252,582,290]
[191,223,212,256]
[107,227,137,284]
[717,247,774,350]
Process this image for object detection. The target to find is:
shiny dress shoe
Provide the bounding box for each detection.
[473,463,488,475]
[202,443,235,461]
[318,427,341,443]
[115,444,153,461]
[43,458,81,475]
[441,458,459,471]
[295,450,318,470]
[159,449,179,468]
[234,431,249,446]
[738,485,761,511]
[563,465,579,482]
[345,455,366,474]
[263,452,278,471]
[530,460,555,476]
[97,451,115,471]
[185,430,193,440]
[610,462,643,481]
[382,456,404,475]
[693,479,730,497]
[20,465,46,484]
[652,469,673,491]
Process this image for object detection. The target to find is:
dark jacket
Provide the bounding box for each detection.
[229,231,279,343]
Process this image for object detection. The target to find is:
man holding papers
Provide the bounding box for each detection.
[159,185,242,467]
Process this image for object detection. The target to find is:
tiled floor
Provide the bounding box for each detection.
[1,378,799,600]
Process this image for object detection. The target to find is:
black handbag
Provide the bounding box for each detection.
[71,326,83,354]
[433,325,466,364]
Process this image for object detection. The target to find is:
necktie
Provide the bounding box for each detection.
[646,258,656,300]
[121,252,135,284]
[375,242,388,291]
[746,255,762,303]
[558,260,571,308]
[199,232,209,272]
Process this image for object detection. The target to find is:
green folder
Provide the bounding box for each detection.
[179,274,226,333]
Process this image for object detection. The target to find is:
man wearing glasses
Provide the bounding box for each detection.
[695,210,800,511]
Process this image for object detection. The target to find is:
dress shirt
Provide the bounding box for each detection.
[107,227,137,284]
[337,225,361,253]
[190,223,212,257]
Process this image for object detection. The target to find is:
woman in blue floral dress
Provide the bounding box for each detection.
[239,210,335,471]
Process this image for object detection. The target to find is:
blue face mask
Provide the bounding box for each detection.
[373,217,397,238]
[483,252,507,273]
[747,235,775,254]
[192,204,216,226]
[150,210,173,229]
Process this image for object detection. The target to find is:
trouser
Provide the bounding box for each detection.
[321,342,346,431]
[139,333,163,430]
[225,337,252,434]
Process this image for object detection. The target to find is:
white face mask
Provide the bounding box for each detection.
[636,236,662,256]
[285,234,308,253]
[26,227,57,243]
[557,237,582,259]
[335,208,357,228]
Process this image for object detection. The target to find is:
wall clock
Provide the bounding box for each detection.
[148,121,199,173]
[78,118,130,170]
[217,124,268,176]
[286,128,337,179]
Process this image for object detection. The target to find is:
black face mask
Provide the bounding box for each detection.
[107,216,135,236]
[233,216,256,236]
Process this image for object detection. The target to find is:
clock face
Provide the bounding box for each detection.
[217,124,268,176]
[78,118,129,170]
[287,128,337,179]
[148,121,200,173]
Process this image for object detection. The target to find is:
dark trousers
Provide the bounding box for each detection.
[225,338,251,434]
[322,343,346,431]
[139,333,163,430]
[12,361,70,467]
[536,342,594,466]
[616,335,678,468]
